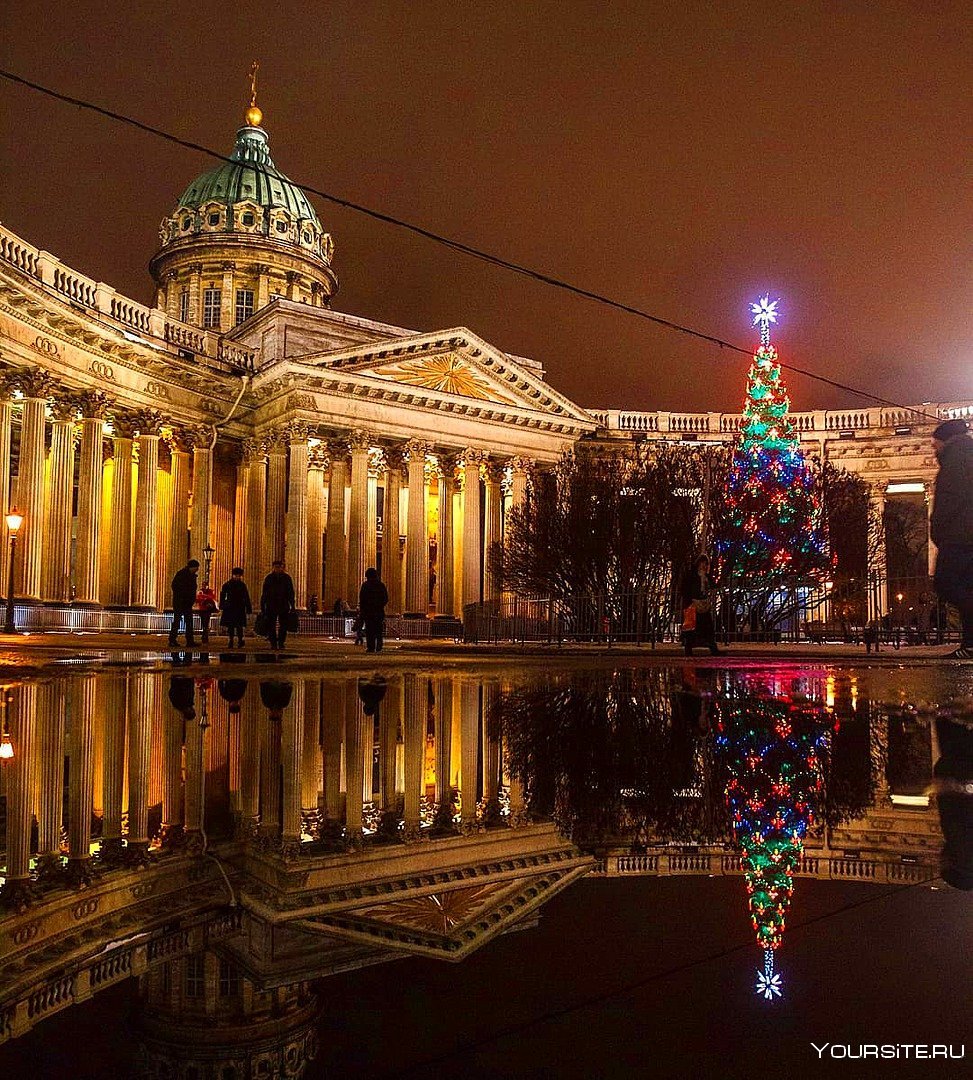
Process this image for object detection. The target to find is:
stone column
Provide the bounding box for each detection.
[306,449,327,608]
[14,370,56,599]
[437,455,458,617]
[403,674,425,839]
[285,422,310,608]
[191,430,214,567]
[43,395,78,602]
[219,261,235,329]
[131,411,164,609]
[66,676,97,886]
[164,428,194,605]
[188,262,203,325]
[483,460,504,603]
[382,448,404,613]
[243,438,267,583]
[510,456,533,513]
[366,463,379,572]
[265,433,288,567]
[0,684,38,911]
[323,442,349,610]
[867,486,888,625]
[346,430,371,602]
[925,487,937,578]
[459,680,480,831]
[0,377,15,592]
[233,444,249,569]
[105,413,137,607]
[404,440,430,614]
[73,393,112,606]
[99,674,128,862]
[461,450,486,610]
[35,682,65,880]
[126,671,154,865]
[869,708,890,805]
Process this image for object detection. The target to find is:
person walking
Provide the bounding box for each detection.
[930,418,973,658]
[260,559,296,651]
[219,567,252,647]
[168,559,199,647]
[195,581,218,644]
[358,567,390,653]
[680,554,720,655]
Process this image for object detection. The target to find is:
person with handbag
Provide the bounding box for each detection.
[219,567,252,648]
[358,567,390,653]
[680,554,720,655]
[260,559,296,651]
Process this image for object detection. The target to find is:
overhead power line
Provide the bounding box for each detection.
[0,67,941,423]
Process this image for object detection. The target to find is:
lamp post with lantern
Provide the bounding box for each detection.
[3,508,23,634]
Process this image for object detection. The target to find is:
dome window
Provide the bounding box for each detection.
[303,231,311,243]
[208,212,221,226]
[276,221,288,234]
[181,217,192,231]
[242,212,255,226]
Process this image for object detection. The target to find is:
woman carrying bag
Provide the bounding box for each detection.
[680,554,720,655]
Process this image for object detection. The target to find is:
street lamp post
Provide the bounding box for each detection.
[3,509,23,635]
[202,544,215,586]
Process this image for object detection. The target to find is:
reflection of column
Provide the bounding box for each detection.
[161,703,185,847]
[286,423,310,607]
[346,430,371,601]
[483,461,504,602]
[379,680,401,819]
[281,682,304,850]
[106,414,136,606]
[43,396,78,602]
[459,681,480,830]
[243,438,267,582]
[481,682,502,824]
[35,682,65,879]
[437,456,457,616]
[184,693,205,847]
[869,708,890,805]
[382,448,404,614]
[405,440,430,613]
[323,441,349,609]
[403,674,425,838]
[132,413,163,609]
[867,487,887,624]
[259,708,281,837]
[434,676,454,817]
[74,394,112,606]
[66,676,97,886]
[302,680,322,814]
[461,450,485,610]
[321,682,345,830]
[17,372,55,598]
[238,684,260,836]
[306,451,327,608]
[126,672,154,864]
[166,429,194,599]
[99,675,127,862]
[0,685,38,910]
[191,434,214,567]
[344,686,366,844]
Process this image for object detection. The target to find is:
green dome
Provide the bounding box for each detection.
[175,125,321,227]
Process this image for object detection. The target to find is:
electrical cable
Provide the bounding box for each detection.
[0,68,946,424]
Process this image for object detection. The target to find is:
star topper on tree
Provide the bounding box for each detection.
[750,295,780,346]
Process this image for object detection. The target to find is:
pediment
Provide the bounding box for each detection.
[371,353,514,404]
[292,862,590,961]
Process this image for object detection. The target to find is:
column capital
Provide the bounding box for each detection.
[241,437,265,463]
[309,446,330,469]
[76,390,114,420]
[14,366,59,401]
[368,446,386,474]
[285,271,301,284]
[221,260,236,272]
[170,425,198,453]
[404,438,431,462]
[188,424,215,450]
[348,428,371,452]
[0,370,19,402]
[484,459,506,485]
[462,448,488,469]
[188,262,204,275]
[383,445,407,472]
[110,412,139,439]
[510,455,535,474]
[327,435,351,460]
[286,420,311,444]
[131,408,165,436]
[263,429,288,452]
[49,394,79,422]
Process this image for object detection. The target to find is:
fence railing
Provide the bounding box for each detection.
[463,575,957,648]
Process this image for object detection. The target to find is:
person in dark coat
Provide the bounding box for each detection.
[679,554,719,655]
[930,418,973,658]
[934,717,973,890]
[219,567,252,648]
[260,559,296,650]
[358,567,390,653]
[167,675,196,721]
[168,559,200,647]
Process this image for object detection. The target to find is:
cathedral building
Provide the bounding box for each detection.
[0,95,968,627]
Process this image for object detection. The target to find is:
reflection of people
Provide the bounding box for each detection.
[930,418,973,659]
[218,678,247,715]
[358,567,389,653]
[167,675,196,720]
[680,555,719,655]
[260,560,296,651]
[219,567,252,648]
[358,675,388,717]
[259,679,293,721]
[934,717,973,890]
[168,559,199,647]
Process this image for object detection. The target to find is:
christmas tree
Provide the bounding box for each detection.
[717,297,829,583]
[715,683,834,999]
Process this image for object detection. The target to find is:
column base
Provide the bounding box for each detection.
[0,877,35,913]
[123,840,153,869]
[64,856,95,890]
[71,600,103,610]
[35,853,66,888]
[99,836,127,866]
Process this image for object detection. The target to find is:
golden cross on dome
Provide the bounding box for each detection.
[246,60,263,127]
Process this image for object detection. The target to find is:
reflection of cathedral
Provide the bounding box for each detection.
[0,88,969,626]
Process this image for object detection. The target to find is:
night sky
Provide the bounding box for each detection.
[1,2,970,413]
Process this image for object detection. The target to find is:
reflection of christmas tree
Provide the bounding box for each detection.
[717,297,829,583]
[715,683,834,999]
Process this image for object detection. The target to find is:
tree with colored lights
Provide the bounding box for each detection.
[715,298,831,631]
[715,683,834,999]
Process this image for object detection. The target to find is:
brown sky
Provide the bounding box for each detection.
[1,1,971,413]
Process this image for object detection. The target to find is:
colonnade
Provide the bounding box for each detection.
[0,671,523,910]
[0,368,536,615]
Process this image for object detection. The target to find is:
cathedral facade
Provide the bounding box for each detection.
[0,101,968,625]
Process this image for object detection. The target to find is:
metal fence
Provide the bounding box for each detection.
[463,575,957,648]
